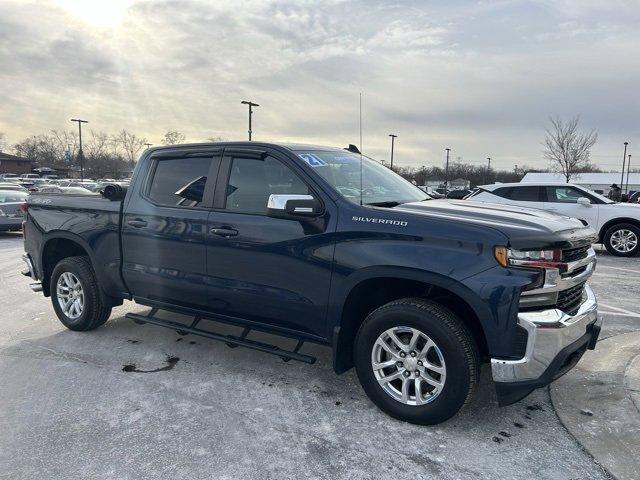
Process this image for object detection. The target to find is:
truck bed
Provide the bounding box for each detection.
[24,193,128,299]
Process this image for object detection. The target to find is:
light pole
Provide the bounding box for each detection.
[70,118,88,181]
[486,156,492,183]
[241,100,259,141]
[626,154,632,194]
[621,142,629,187]
[389,134,397,170]
[444,148,451,194]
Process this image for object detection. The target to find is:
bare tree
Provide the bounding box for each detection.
[113,129,147,164]
[161,130,186,145]
[14,134,62,166]
[0,132,6,152]
[207,135,226,143]
[543,116,597,182]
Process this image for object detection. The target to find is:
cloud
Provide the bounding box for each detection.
[0,0,637,169]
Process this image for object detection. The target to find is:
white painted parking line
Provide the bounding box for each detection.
[596,264,640,275]
[599,303,640,317]
[593,273,640,280]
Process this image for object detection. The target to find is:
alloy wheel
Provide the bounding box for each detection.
[56,272,85,319]
[371,326,446,406]
[610,229,638,253]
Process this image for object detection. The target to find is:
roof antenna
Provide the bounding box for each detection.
[359,92,363,206]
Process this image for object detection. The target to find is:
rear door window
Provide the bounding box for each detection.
[147,156,217,208]
[508,186,541,201]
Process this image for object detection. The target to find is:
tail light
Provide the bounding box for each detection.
[19,202,28,214]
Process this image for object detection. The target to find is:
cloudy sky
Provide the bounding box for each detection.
[0,0,638,170]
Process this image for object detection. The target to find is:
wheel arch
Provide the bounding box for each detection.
[39,232,117,306]
[331,267,490,374]
[598,217,640,243]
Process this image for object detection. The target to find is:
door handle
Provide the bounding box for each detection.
[127,219,148,228]
[210,227,238,237]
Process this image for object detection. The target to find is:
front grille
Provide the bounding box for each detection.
[562,245,589,263]
[556,282,586,315]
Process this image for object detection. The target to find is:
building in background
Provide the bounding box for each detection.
[0,152,33,175]
[521,172,640,195]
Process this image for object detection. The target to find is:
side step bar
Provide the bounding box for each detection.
[126,309,316,365]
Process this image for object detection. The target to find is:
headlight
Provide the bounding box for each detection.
[495,246,565,270]
[0,209,6,217]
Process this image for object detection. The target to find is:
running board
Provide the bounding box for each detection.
[125,309,316,364]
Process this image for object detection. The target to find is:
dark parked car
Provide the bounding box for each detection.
[627,191,640,203]
[446,189,472,199]
[21,142,601,424]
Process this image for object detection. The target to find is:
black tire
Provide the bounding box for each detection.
[354,298,479,425]
[50,256,112,331]
[603,223,640,257]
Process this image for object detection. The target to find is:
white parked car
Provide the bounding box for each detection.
[467,182,640,257]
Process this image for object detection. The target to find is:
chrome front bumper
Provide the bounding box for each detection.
[491,283,601,384]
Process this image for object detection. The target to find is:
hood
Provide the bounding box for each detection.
[395,199,596,249]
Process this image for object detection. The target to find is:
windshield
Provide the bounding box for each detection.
[296,150,428,205]
[0,191,28,203]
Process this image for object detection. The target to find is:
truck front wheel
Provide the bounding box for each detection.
[354,298,479,425]
[50,256,112,331]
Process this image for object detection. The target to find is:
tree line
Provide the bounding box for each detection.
[3,130,196,179]
[0,116,612,183]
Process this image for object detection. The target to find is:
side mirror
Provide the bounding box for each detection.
[577,197,591,206]
[267,194,322,219]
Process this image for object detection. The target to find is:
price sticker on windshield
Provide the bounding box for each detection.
[298,153,328,167]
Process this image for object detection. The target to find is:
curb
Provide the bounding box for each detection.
[550,332,640,480]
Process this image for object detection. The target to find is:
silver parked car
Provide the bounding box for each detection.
[0,189,28,232]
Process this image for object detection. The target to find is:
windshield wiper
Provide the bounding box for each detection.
[365,201,402,207]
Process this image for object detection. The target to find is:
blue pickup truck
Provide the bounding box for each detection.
[21,142,601,424]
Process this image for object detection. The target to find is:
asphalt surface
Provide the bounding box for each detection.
[0,232,638,480]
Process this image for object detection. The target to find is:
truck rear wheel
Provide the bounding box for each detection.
[354,298,479,425]
[603,223,640,257]
[50,256,112,331]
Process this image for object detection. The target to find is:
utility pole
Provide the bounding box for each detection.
[389,134,397,170]
[241,100,259,141]
[486,156,492,183]
[144,142,152,149]
[70,118,88,181]
[621,142,629,187]
[626,154,632,194]
[444,148,451,194]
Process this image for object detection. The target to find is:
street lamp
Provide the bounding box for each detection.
[444,148,451,194]
[621,142,629,187]
[241,100,259,141]
[626,154,632,194]
[70,118,88,181]
[484,157,492,184]
[389,134,397,169]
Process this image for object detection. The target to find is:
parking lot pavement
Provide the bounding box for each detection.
[0,232,634,480]
[589,245,640,339]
